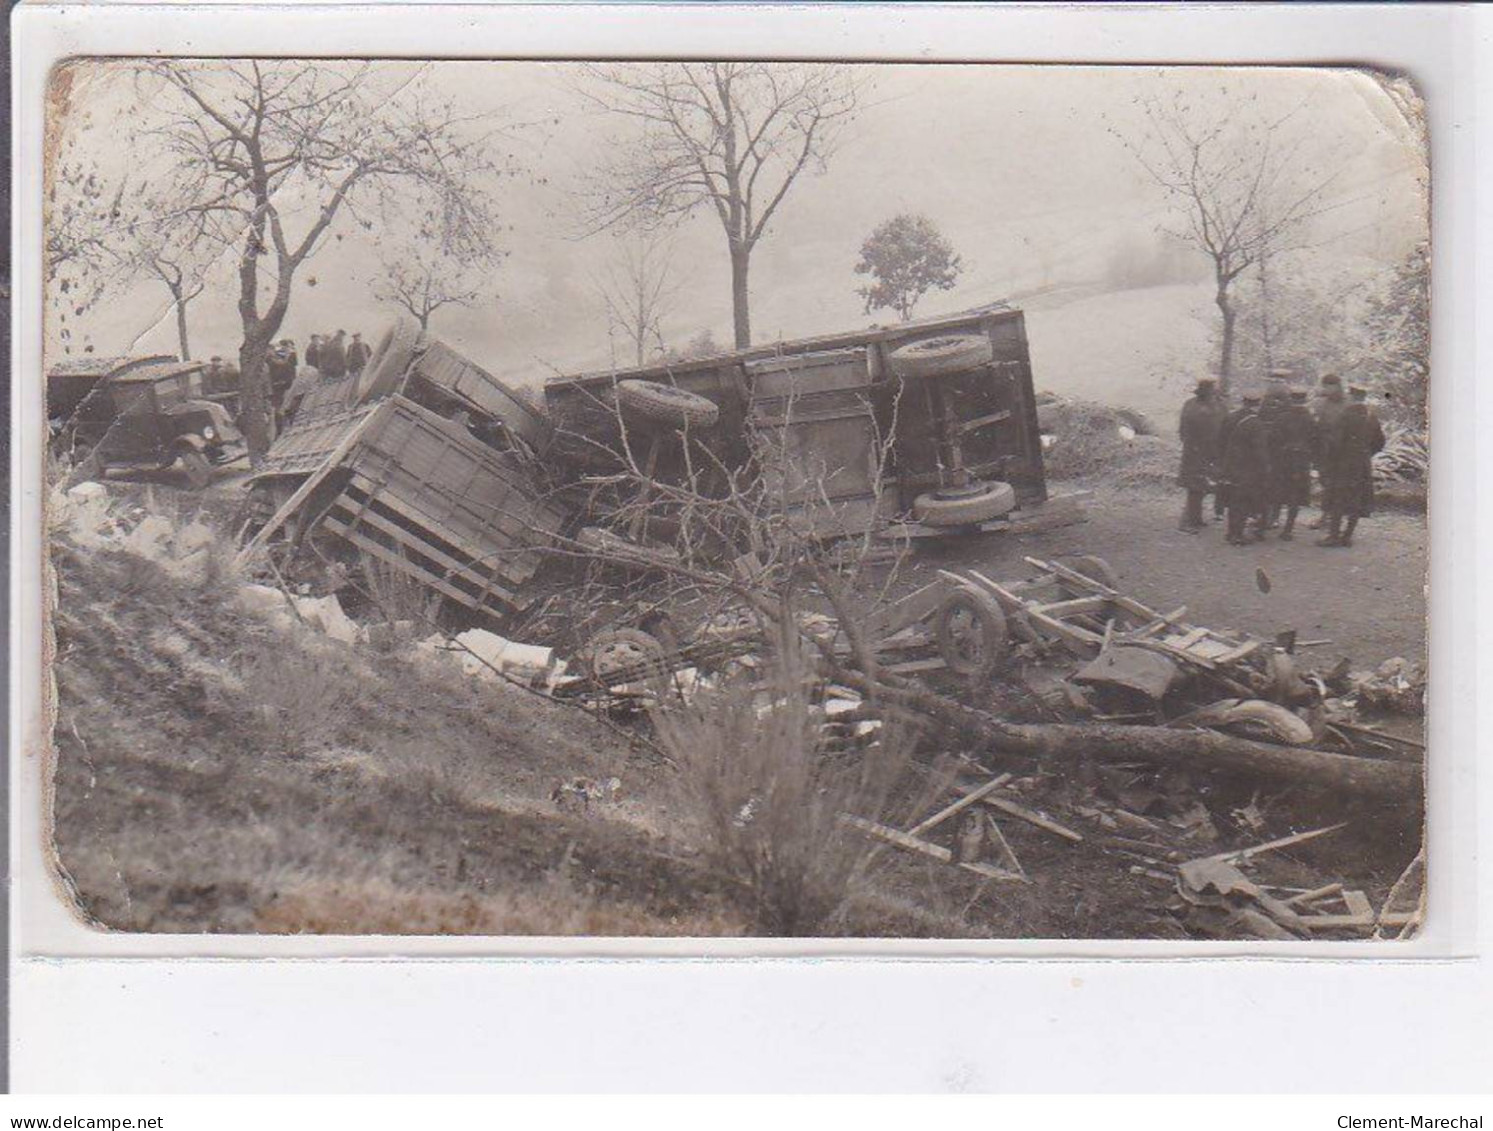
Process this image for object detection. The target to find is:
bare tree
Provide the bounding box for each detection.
[1115,88,1337,392]
[578,62,862,349]
[138,60,505,459]
[374,244,493,332]
[593,234,683,368]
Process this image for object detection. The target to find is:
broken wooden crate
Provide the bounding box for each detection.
[239,395,570,617]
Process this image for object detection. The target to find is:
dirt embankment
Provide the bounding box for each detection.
[49,536,741,935]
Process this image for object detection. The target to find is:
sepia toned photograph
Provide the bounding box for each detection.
[40,58,1428,941]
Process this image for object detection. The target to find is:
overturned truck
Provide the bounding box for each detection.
[239,301,1079,622]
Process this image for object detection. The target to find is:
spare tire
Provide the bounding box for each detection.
[356,318,420,405]
[587,627,670,690]
[616,379,720,431]
[912,480,1016,527]
[887,333,994,381]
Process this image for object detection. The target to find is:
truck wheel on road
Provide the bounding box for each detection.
[887,333,994,381]
[912,480,1016,527]
[177,448,213,490]
[935,586,1010,679]
[356,318,420,405]
[616,379,720,431]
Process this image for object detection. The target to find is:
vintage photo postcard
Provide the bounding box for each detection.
[36,59,1428,941]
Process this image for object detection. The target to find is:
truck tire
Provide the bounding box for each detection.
[587,627,669,689]
[887,333,994,381]
[356,318,420,405]
[177,448,213,490]
[912,480,1016,527]
[1061,554,1118,592]
[616,379,720,431]
[935,586,1011,679]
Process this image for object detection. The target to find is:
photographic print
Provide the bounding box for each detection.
[40,59,1428,940]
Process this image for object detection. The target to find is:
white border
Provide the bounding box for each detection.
[10,1,1489,1091]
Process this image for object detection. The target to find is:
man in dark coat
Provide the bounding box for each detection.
[266,339,300,427]
[1213,391,1249,521]
[306,334,324,371]
[1177,378,1226,532]
[346,331,372,378]
[1257,383,1291,528]
[1317,385,1386,547]
[1220,392,1271,545]
[1269,389,1318,540]
[318,330,348,379]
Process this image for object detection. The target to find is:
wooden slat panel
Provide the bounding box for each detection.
[321,518,488,612]
[344,476,545,587]
[325,499,520,604]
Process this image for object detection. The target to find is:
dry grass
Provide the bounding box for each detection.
[1042,399,1179,486]
[654,648,931,936]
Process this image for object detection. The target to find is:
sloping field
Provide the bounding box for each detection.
[1023,281,1217,430]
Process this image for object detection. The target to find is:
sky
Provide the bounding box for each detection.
[45,61,1428,391]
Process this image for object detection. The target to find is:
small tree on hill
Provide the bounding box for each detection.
[854,214,963,322]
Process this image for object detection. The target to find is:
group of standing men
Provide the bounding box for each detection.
[262,329,373,430]
[1178,372,1386,548]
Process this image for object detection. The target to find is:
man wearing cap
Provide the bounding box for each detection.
[306,334,323,372]
[346,331,372,378]
[266,339,300,427]
[318,329,348,379]
[1269,389,1318,540]
[1177,378,1226,532]
[1220,392,1271,545]
[1317,385,1386,547]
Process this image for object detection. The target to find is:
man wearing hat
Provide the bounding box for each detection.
[1219,391,1271,545]
[318,329,348,379]
[305,334,323,371]
[346,331,372,379]
[1176,378,1226,532]
[266,339,300,427]
[1317,385,1386,547]
[1257,375,1293,528]
[1269,388,1318,540]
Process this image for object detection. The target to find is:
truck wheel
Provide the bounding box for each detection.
[1060,554,1118,593]
[356,318,420,405]
[912,480,1016,527]
[935,586,1010,679]
[887,333,994,381]
[616,379,720,431]
[177,448,213,490]
[587,627,669,691]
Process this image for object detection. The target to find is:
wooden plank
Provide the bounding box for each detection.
[236,405,384,566]
[1343,890,1374,919]
[1211,640,1263,666]
[347,470,545,585]
[1027,595,1111,619]
[1173,627,1210,650]
[863,581,949,641]
[1203,823,1348,865]
[1126,606,1190,639]
[323,520,488,612]
[1025,556,1167,625]
[984,812,1028,882]
[963,569,1103,650]
[1286,883,1344,909]
[908,774,1013,837]
[955,408,1011,435]
[325,500,521,606]
[839,815,1023,881]
[983,796,1086,843]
